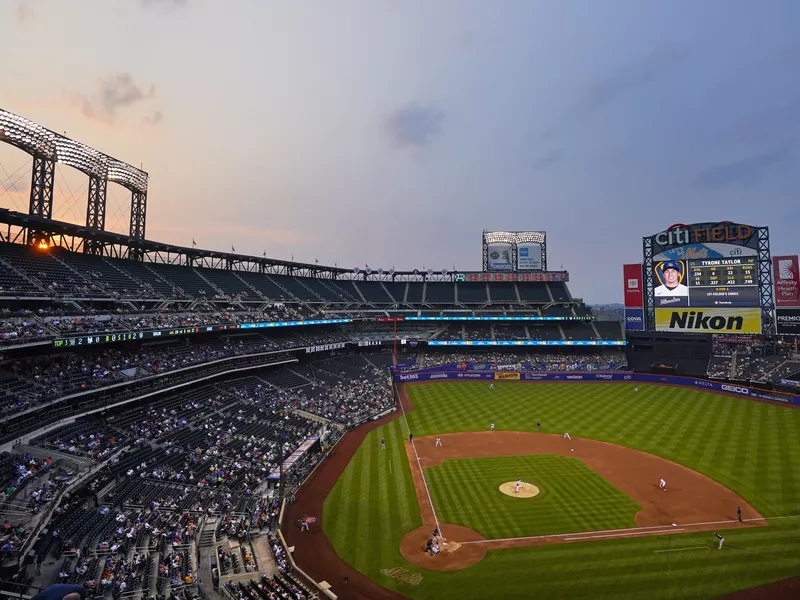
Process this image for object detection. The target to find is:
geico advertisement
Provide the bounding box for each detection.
[655,307,762,333]
[495,372,521,380]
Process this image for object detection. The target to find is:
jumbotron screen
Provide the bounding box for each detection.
[652,257,758,309]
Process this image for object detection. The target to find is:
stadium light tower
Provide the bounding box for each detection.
[0,109,56,246]
[1,108,150,257]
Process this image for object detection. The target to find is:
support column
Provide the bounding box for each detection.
[28,152,55,246]
[129,190,147,260]
[85,175,108,255]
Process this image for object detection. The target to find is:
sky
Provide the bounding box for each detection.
[1,0,800,304]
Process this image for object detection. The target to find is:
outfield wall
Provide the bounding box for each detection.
[393,371,800,405]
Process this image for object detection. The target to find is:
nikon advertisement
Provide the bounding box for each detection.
[654,307,762,333]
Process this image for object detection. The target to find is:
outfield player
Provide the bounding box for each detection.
[490,423,495,431]
[515,479,522,494]
[490,383,494,389]
[714,532,724,550]
[536,422,541,430]
[381,439,386,450]
[659,478,667,491]
[634,387,638,392]
[435,437,442,447]
[563,432,571,440]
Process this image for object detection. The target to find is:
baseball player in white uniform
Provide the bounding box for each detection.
[490,423,495,431]
[515,479,522,494]
[564,432,571,440]
[490,383,494,389]
[715,532,724,550]
[435,437,442,447]
[659,478,667,491]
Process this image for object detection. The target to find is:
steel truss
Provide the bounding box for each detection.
[757,226,774,334]
[27,153,55,245]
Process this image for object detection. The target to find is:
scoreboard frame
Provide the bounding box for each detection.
[642,222,774,333]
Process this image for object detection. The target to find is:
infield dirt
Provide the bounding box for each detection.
[282,382,780,599]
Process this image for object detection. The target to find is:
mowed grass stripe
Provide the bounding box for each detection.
[324,382,800,599]
[424,455,640,539]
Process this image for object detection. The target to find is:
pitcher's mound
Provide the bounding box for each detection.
[500,481,540,498]
[399,524,486,571]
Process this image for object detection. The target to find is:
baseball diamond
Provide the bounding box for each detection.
[284,380,800,600]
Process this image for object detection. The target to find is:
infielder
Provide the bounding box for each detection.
[435,437,442,447]
[563,432,571,440]
[714,532,724,550]
[490,423,495,431]
[659,478,667,491]
[515,479,522,494]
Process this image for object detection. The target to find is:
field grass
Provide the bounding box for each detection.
[425,454,641,539]
[323,382,800,599]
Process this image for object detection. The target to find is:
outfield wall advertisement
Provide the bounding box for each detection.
[625,308,644,331]
[623,263,644,308]
[393,371,799,404]
[775,308,800,334]
[773,255,800,307]
[654,307,761,333]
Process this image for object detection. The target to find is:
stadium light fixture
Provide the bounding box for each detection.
[55,137,108,179]
[107,157,148,193]
[0,108,56,156]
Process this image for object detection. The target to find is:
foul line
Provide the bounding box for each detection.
[396,384,441,535]
[654,546,708,554]
[459,515,800,546]
[566,529,684,541]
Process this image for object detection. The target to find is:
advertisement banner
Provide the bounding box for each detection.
[517,243,542,270]
[394,372,799,404]
[487,243,513,271]
[654,307,761,333]
[494,372,520,380]
[623,264,644,308]
[775,308,800,335]
[773,255,800,307]
[624,308,645,331]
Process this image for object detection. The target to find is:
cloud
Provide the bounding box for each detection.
[729,97,800,144]
[574,46,687,117]
[384,103,445,148]
[531,149,564,171]
[143,110,164,126]
[67,74,157,123]
[694,141,794,189]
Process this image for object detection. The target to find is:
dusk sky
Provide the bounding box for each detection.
[1,0,799,303]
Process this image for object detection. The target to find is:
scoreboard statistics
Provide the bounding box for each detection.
[653,257,759,308]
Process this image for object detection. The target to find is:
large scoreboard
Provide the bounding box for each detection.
[642,222,770,334]
[652,257,759,308]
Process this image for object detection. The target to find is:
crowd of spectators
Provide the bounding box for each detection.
[0,305,326,347]
[0,329,349,414]
[419,350,627,370]
[707,336,798,383]
[6,356,392,596]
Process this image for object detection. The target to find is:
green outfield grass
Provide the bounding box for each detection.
[323,382,800,599]
[425,454,641,539]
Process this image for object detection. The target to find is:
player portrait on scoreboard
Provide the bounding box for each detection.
[654,261,689,297]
